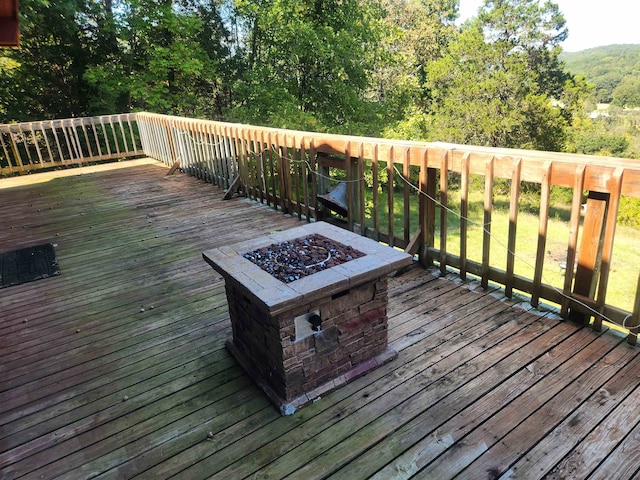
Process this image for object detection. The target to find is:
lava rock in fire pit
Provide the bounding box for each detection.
[243,234,365,283]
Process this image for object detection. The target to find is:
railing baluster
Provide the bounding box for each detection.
[562,165,586,318]
[100,117,111,157]
[117,116,127,153]
[0,128,13,172]
[90,117,102,158]
[18,124,34,166]
[128,116,137,153]
[301,139,310,219]
[344,141,352,230]
[52,120,65,163]
[505,157,522,298]
[110,119,120,156]
[29,124,44,166]
[532,161,552,307]
[387,146,394,247]
[80,118,93,158]
[460,153,470,281]
[8,126,22,171]
[259,130,268,204]
[257,130,265,202]
[439,151,448,275]
[358,144,366,233]
[418,148,428,264]
[402,148,411,246]
[593,168,624,331]
[371,144,380,241]
[268,131,277,207]
[481,156,495,289]
[308,138,317,219]
[71,122,84,161]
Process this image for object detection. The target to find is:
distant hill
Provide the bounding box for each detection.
[561,44,640,103]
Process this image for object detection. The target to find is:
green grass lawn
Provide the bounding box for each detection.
[365,187,640,314]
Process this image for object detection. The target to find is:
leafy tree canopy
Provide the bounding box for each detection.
[561,44,640,103]
[421,0,586,151]
[612,76,640,108]
[0,0,599,156]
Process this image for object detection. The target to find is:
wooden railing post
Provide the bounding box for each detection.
[505,158,522,298]
[481,157,495,289]
[418,149,436,267]
[569,191,609,325]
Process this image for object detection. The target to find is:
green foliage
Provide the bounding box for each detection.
[1,0,232,121]
[228,0,387,133]
[561,45,640,103]
[374,0,458,108]
[0,0,617,159]
[0,0,92,120]
[577,134,629,156]
[618,196,640,228]
[612,76,640,108]
[84,0,228,117]
[549,185,575,205]
[422,0,582,151]
[363,160,389,191]
[564,110,639,159]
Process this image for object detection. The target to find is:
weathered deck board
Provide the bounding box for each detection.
[1,160,640,479]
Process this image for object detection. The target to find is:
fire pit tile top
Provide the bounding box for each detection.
[203,222,413,315]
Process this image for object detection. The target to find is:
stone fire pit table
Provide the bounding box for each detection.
[203,221,413,415]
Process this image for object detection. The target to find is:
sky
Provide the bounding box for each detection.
[458,0,640,52]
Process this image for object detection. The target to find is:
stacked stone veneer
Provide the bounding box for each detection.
[225,274,390,405]
[203,222,412,415]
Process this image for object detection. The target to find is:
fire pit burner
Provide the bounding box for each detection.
[242,234,365,283]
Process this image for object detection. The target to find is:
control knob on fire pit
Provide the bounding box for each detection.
[307,313,322,332]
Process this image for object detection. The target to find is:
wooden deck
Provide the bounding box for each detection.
[1,160,640,480]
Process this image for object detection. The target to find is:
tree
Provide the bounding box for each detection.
[0,0,93,121]
[229,0,386,133]
[612,76,640,108]
[369,0,459,138]
[373,0,458,103]
[0,0,232,121]
[84,0,229,117]
[422,0,586,150]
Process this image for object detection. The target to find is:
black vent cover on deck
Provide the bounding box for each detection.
[0,243,60,289]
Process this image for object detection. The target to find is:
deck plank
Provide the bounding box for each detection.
[1,160,640,479]
[504,345,640,479]
[446,333,629,479]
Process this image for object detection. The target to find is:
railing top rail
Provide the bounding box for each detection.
[0,113,138,133]
[136,111,640,197]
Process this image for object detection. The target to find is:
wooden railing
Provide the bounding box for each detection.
[0,114,143,175]
[136,112,640,343]
[3,112,638,342]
